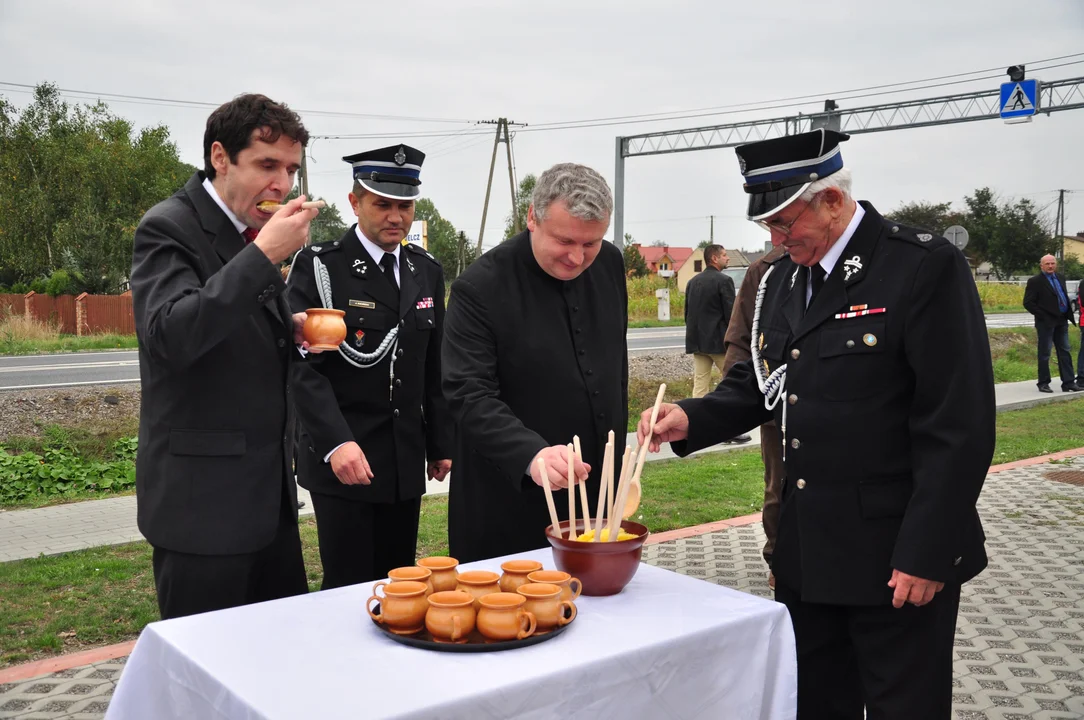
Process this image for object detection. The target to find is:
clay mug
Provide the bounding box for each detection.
[477,592,537,642]
[417,556,459,593]
[516,582,577,634]
[499,559,543,593]
[455,570,501,610]
[302,308,347,351]
[367,580,429,635]
[425,591,476,644]
[527,570,582,602]
[388,566,433,596]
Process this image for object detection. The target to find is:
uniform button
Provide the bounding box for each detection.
[790,349,800,360]
[846,340,855,349]
[394,379,402,387]
[277,338,286,347]
[593,390,600,397]
[790,438,801,449]
[575,328,582,334]
[397,349,404,357]
[597,413,604,419]
[579,350,585,356]
[359,318,365,325]
[393,409,400,418]
[787,394,797,405]
[586,370,593,376]
[796,479,806,489]
[428,319,433,325]
[573,306,580,312]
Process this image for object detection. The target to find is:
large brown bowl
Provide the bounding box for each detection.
[545,519,648,596]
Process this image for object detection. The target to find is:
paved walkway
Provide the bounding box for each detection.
[1,380,1079,563]
[1,453,1082,718]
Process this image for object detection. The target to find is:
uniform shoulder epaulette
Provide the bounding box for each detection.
[404,241,440,265]
[305,238,344,255]
[886,223,950,251]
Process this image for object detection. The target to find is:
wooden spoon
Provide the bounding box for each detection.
[537,458,562,540]
[622,383,666,519]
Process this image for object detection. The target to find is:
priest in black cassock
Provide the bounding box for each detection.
[442,162,628,562]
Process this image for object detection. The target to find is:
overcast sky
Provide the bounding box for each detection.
[2,0,1082,254]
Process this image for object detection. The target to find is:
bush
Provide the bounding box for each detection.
[44,269,74,297]
[0,437,136,504]
[976,282,1024,311]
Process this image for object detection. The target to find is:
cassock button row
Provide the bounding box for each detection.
[586,370,594,376]
[395,379,402,387]
[796,479,806,489]
[575,328,582,334]
[790,349,800,360]
[573,306,580,312]
[787,394,797,405]
[593,390,600,397]
[393,409,400,418]
[790,438,801,449]
[579,350,585,356]
[846,340,855,349]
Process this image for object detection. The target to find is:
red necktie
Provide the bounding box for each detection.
[242,227,258,244]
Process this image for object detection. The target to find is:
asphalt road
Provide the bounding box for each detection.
[0,313,1037,390]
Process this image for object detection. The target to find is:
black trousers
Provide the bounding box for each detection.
[151,499,308,621]
[1036,319,1076,389]
[776,582,962,720]
[310,492,422,589]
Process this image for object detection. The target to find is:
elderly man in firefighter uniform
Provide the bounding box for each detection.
[637,129,995,718]
[287,144,452,588]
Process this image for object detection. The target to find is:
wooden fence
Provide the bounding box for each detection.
[0,291,134,335]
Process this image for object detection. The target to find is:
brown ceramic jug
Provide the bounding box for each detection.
[455,570,501,610]
[477,592,537,642]
[303,308,347,351]
[367,580,429,635]
[516,583,577,634]
[426,591,476,644]
[417,556,459,593]
[499,559,543,593]
[527,570,582,602]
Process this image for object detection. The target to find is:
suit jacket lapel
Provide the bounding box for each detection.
[398,250,422,319]
[344,229,399,312]
[792,201,883,343]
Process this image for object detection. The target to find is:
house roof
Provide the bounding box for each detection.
[636,245,695,272]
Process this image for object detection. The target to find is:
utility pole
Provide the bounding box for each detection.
[1054,189,1067,260]
[710,215,714,243]
[476,117,527,254]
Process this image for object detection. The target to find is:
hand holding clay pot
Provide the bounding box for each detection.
[303,308,347,352]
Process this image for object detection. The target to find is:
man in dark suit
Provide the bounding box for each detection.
[442,163,626,562]
[638,130,995,718]
[131,94,320,620]
[1023,254,1081,393]
[287,145,453,588]
[685,244,750,444]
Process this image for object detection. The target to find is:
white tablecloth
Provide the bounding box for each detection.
[106,548,796,720]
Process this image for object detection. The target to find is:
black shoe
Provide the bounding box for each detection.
[724,434,752,444]
[1038,385,1053,393]
[297,500,306,509]
[1064,383,1084,392]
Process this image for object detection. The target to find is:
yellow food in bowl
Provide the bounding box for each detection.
[574,528,638,542]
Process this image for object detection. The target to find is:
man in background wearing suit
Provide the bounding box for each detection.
[131,93,320,619]
[1023,254,1082,393]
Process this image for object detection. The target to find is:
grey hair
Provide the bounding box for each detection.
[799,167,853,204]
[531,163,613,223]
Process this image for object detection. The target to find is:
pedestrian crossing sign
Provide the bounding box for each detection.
[999,79,1039,123]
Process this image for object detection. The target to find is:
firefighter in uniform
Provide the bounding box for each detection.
[637,129,995,718]
[287,144,452,588]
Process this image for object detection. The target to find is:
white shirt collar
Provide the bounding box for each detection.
[201,177,248,234]
[819,202,865,276]
[354,225,400,268]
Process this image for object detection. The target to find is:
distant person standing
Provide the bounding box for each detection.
[1023,254,1082,393]
[1076,282,1084,389]
[684,245,750,443]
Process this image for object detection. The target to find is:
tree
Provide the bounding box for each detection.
[983,197,1055,279]
[0,83,196,293]
[696,239,713,250]
[285,187,347,246]
[622,234,650,277]
[414,197,477,279]
[886,201,967,237]
[503,174,536,241]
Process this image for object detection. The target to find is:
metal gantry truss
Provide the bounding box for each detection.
[613,76,1084,247]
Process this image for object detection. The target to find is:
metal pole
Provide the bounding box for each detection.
[476,121,503,254]
[504,120,519,235]
[613,136,625,249]
[710,215,714,243]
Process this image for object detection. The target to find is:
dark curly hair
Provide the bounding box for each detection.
[203,94,309,180]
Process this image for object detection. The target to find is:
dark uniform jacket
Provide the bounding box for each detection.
[287,226,453,504]
[684,266,736,355]
[1023,271,1075,324]
[673,203,996,606]
[442,231,629,562]
[131,172,299,555]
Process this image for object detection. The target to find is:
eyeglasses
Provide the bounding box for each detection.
[756,198,814,236]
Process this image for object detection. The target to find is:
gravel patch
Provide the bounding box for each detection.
[0,386,140,440]
[629,352,695,382]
